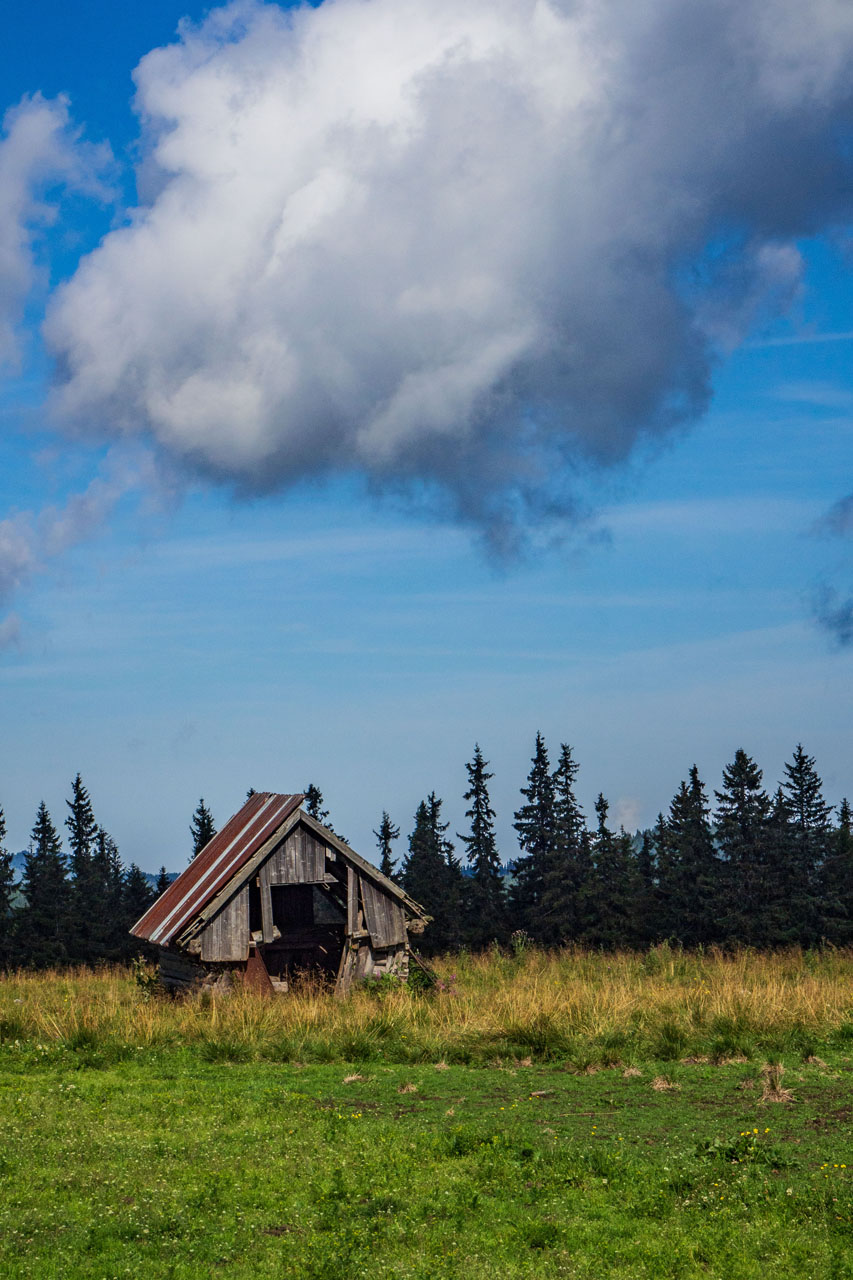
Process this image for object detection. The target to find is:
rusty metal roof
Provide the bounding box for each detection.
[131,792,303,946]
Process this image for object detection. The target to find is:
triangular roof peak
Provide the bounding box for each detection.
[132,792,425,946]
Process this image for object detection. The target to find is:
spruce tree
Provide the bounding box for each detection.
[539,743,589,945]
[779,744,832,946]
[189,799,217,861]
[823,798,853,943]
[657,766,719,946]
[303,783,345,841]
[373,811,400,879]
[0,806,15,968]
[65,773,99,963]
[401,793,463,954]
[580,795,640,948]
[90,827,126,961]
[303,783,329,825]
[458,745,508,947]
[633,828,659,946]
[155,866,172,896]
[714,749,772,945]
[17,802,69,967]
[121,864,156,958]
[511,733,555,936]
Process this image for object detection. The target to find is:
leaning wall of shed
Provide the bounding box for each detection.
[359,875,406,948]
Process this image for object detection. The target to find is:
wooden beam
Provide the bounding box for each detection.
[177,807,303,945]
[297,809,429,922]
[347,865,357,935]
[259,864,274,944]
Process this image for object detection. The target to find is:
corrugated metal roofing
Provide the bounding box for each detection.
[131,792,303,946]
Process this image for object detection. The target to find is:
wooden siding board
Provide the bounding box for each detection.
[263,826,326,885]
[360,876,406,948]
[200,884,250,962]
[259,863,275,943]
[347,866,357,935]
[185,807,303,938]
[297,810,427,921]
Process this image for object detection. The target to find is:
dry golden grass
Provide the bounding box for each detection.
[1,945,851,1064]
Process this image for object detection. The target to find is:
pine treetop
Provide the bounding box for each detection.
[65,773,98,880]
[189,799,217,861]
[373,810,400,878]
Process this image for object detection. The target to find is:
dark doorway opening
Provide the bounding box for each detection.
[262,884,345,987]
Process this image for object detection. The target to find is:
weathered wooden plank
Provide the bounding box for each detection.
[262,824,326,885]
[181,807,303,940]
[297,810,428,920]
[158,946,205,988]
[200,883,250,962]
[335,941,356,996]
[259,865,275,943]
[360,876,406,948]
[347,866,357,935]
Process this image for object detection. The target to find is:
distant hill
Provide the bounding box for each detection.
[8,851,176,892]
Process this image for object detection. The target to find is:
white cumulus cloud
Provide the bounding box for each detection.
[45,0,853,545]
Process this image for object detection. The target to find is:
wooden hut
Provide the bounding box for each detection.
[130,792,428,993]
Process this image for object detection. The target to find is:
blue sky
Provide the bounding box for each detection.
[0,0,851,869]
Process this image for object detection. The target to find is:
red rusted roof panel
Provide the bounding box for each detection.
[131,792,303,945]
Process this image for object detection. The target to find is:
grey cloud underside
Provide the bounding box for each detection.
[814,586,853,647]
[44,0,853,540]
[814,494,853,645]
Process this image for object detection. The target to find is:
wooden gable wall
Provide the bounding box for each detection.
[196,819,408,962]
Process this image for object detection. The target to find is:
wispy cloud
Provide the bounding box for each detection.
[748,330,853,349]
[814,585,853,647]
[0,448,154,619]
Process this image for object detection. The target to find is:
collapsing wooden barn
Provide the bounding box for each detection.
[131,792,428,993]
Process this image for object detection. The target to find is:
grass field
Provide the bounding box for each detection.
[1,948,851,1278]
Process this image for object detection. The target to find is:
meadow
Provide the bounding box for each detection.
[0,946,851,1278]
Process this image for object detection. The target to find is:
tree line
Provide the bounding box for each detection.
[379,738,852,955]
[0,776,165,969]
[1,741,851,968]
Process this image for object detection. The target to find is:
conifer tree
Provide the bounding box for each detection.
[511,733,555,935]
[155,866,172,896]
[189,799,217,861]
[657,766,719,946]
[633,828,659,946]
[90,827,126,961]
[779,744,832,946]
[304,783,329,825]
[373,811,400,879]
[714,749,772,945]
[539,744,589,945]
[303,783,345,840]
[65,773,99,963]
[458,745,508,947]
[17,802,69,967]
[0,806,15,968]
[823,798,853,943]
[401,793,463,954]
[121,864,156,957]
[580,795,640,947]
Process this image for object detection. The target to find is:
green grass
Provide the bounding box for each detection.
[0,1049,851,1278]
